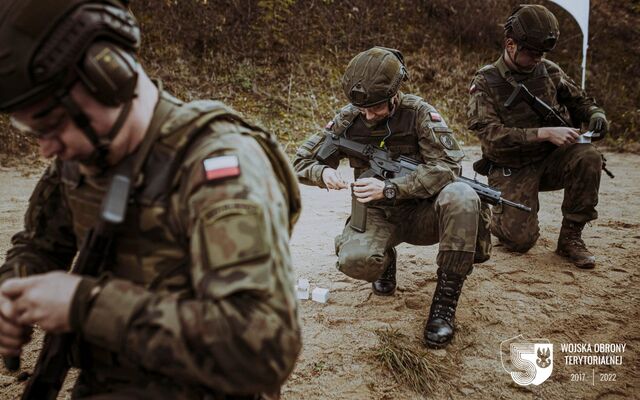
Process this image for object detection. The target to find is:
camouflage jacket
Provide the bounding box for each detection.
[1,91,302,398]
[293,92,464,201]
[467,56,602,168]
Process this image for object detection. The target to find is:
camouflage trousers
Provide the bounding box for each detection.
[488,143,602,253]
[335,182,489,282]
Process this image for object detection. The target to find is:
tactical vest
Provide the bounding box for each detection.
[333,94,423,177]
[479,60,568,166]
[61,93,301,296]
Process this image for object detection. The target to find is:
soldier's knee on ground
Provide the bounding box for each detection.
[493,229,538,253]
[336,245,386,282]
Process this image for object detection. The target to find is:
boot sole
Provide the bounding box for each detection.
[555,248,596,269]
[424,337,452,349]
[371,285,396,296]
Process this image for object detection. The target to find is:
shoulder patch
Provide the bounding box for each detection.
[203,155,241,181]
[439,132,456,150]
[325,120,334,129]
[429,112,442,122]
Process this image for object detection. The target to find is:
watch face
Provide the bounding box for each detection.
[384,185,396,199]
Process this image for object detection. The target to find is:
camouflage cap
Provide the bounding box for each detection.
[505,4,560,52]
[0,0,138,112]
[341,47,408,108]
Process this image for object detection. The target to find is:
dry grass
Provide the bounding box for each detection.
[372,328,454,397]
[1,0,638,160]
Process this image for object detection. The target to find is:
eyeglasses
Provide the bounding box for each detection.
[520,46,545,58]
[10,101,69,140]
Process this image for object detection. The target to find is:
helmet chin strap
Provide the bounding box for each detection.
[56,90,133,171]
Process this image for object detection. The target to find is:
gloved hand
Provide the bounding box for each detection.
[588,111,608,139]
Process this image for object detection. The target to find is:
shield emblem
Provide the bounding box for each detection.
[500,335,553,386]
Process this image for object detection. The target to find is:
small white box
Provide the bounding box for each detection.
[311,287,330,303]
[296,279,310,300]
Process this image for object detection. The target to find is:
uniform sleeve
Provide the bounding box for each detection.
[76,120,301,395]
[554,66,602,123]
[389,104,461,200]
[0,160,77,283]
[467,73,539,148]
[292,116,345,188]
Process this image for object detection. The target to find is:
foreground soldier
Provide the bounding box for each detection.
[0,0,302,398]
[294,47,490,348]
[467,4,609,268]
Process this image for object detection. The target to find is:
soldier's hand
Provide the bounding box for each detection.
[352,178,384,203]
[588,111,609,138]
[537,127,580,146]
[0,293,32,357]
[0,272,82,333]
[322,168,348,190]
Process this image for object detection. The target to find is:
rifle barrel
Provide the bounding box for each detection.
[501,198,532,212]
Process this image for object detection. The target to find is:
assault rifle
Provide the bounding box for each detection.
[17,170,132,400]
[504,83,572,128]
[504,83,614,177]
[316,134,531,232]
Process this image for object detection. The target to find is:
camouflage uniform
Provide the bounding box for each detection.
[1,91,302,399]
[294,92,489,281]
[467,56,603,252]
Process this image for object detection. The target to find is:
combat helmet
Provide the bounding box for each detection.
[0,0,140,112]
[504,4,560,52]
[341,47,408,108]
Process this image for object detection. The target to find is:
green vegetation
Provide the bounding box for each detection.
[1,0,638,158]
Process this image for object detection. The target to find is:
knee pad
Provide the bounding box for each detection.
[337,250,386,282]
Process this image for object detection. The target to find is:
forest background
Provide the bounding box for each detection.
[0,0,638,159]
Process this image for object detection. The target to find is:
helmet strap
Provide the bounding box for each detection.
[55,88,134,170]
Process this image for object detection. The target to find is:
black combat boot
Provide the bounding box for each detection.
[372,248,397,296]
[556,220,595,269]
[424,269,466,349]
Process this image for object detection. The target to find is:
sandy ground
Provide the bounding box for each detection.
[0,146,638,399]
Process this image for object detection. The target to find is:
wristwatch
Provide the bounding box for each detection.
[383,180,397,200]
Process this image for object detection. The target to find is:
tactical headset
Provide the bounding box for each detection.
[31,1,140,107]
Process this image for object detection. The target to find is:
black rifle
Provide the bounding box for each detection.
[504,83,571,127]
[504,83,614,178]
[316,134,531,232]
[19,172,132,400]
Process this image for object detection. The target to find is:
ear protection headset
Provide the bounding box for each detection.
[79,41,139,106]
[32,1,140,107]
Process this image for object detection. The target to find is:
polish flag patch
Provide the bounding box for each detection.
[203,155,241,181]
[325,120,334,129]
[429,112,442,122]
[469,84,477,94]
